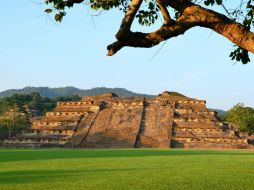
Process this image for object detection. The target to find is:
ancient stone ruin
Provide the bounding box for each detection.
[2,92,254,149]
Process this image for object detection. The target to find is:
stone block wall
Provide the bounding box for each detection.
[139,100,173,148]
[171,100,251,149]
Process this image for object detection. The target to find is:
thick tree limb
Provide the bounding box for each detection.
[108,41,125,56]
[107,15,195,55]
[116,0,143,40]
[157,0,173,25]
[166,0,194,13]
[108,0,254,56]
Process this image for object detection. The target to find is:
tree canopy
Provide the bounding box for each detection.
[0,93,82,133]
[0,93,56,116]
[0,109,30,134]
[44,0,254,64]
[222,104,254,134]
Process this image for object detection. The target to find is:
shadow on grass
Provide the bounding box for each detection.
[0,149,254,163]
[0,168,140,185]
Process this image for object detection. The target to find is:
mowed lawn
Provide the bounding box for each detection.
[0,149,254,190]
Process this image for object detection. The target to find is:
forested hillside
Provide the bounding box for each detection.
[0,87,152,98]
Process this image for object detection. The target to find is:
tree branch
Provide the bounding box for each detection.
[107,17,195,55]
[116,0,143,40]
[108,0,254,56]
[157,0,173,25]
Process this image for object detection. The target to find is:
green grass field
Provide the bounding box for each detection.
[0,149,254,190]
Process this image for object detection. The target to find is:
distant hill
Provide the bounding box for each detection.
[0,87,228,113]
[0,87,153,98]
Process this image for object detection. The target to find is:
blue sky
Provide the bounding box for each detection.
[0,1,253,110]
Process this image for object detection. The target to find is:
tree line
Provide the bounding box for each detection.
[0,93,81,135]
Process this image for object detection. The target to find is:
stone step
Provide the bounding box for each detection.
[172,137,247,143]
[171,140,250,149]
[174,109,215,115]
[174,127,223,132]
[68,112,98,146]
[3,138,68,144]
[174,119,224,127]
[173,118,219,123]
[173,132,237,139]
[45,111,86,117]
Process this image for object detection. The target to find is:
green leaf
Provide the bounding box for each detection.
[45,9,53,14]
[215,0,222,5]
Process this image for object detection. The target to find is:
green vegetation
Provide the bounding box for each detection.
[164,91,186,98]
[0,93,82,134]
[0,93,54,133]
[0,87,152,98]
[0,112,30,135]
[222,104,254,134]
[0,149,254,190]
[0,93,56,115]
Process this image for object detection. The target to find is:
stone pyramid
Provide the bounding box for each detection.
[2,92,254,149]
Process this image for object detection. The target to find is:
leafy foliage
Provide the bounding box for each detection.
[136,1,159,26]
[0,102,30,132]
[204,0,222,6]
[0,93,82,132]
[230,46,250,64]
[222,103,254,134]
[0,93,56,115]
[0,114,30,132]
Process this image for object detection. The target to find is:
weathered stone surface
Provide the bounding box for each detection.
[2,91,254,149]
[68,111,99,147]
[82,99,144,148]
[139,100,173,148]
